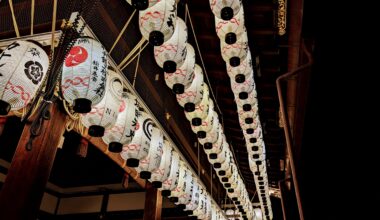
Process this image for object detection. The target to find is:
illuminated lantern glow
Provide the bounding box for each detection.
[208,134,227,162]
[220,29,248,67]
[125,0,160,11]
[214,154,233,177]
[185,84,209,127]
[243,123,262,143]
[154,17,187,73]
[227,49,253,83]
[199,112,219,147]
[120,111,154,167]
[191,186,205,217]
[248,142,266,157]
[164,43,195,94]
[176,64,204,112]
[139,0,177,46]
[230,71,255,99]
[184,181,200,213]
[0,40,49,115]
[209,0,242,21]
[136,127,164,179]
[102,92,140,152]
[161,150,180,196]
[62,37,108,113]
[237,104,259,130]
[169,161,187,203]
[215,7,245,44]
[222,165,239,188]
[204,128,224,159]
[149,140,173,188]
[198,193,211,219]
[175,165,193,208]
[81,69,123,137]
[191,100,215,139]
[235,89,257,111]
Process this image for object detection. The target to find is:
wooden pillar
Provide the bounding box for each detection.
[0,103,66,220]
[143,183,162,220]
[0,117,7,136]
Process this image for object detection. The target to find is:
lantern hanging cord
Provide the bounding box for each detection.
[109,9,137,54]
[8,0,20,38]
[185,4,223,119]
[132,44,142,87]
[118,38,147,70]
[50,0,58,59]
[121,40,148,71]
[30,0,35,35]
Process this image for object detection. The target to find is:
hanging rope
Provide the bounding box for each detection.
[109,9,137,53]
[8,0,20,37]
[117,38,147,69]
[30,0,35,35]
[132,44,142,87]
[197,142,200,177]
[185,4,223,119]
[120,40,149,71]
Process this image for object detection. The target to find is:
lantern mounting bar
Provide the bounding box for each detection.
[70,13,224,212]
[0,31,62,50]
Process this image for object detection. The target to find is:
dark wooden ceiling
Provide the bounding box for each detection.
[0,0,288,218]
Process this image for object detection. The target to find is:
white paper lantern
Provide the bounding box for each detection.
[192,186,206,217]
[204,127,224,157]
[154,17,187,73]
[121,111,154,167]
[161,150,180,196]
[243,123,262,143]
[184,181,199,213]
[81,69,123,137]
[235,89,257,113]
[208,135,228,163]
[164,43,196,94]
[62,37,108,113]
[198,112,219,146]
[126,0,160,10]
[102,92,140,152]
[230,71,255,99]
[198,194,211,219]
[227,49,253,83]
[139,0,177,46]
[176,64,204,112]
[191,100,215,139]
[238,104,259,129]
[221,29,248,67]
[175,165,193,207]
[209,0,242,20]
[214,154,234,177]
[136,127,163,179]
[149,140,173,188]
[0,41,49,115]
[215,6,245,44]
[169,161,187,202]
[185,84,210,128]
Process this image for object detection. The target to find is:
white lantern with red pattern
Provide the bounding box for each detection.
[62,37,108,113]
[120,111,154,167]
[136,127,164,179]
[215,6,245,44]
[184,181,199,213]
[235,89,257,112]
[164,43,196,94]
[154,17,187,73]
[227,49,253,83]
[198,112,219,146]
[191,102,215,139]
[220,29,248,67]
[204,127,224,157]
[176,64,204,112]
[102,92,140,152]
[175,164,193,207]
[209,0,242,21]
[81,69,123,137]
[0,40,49,115]
[161,150,180,197]
[185,84,209,129]
[139,0,177,46]
[230,71,255,99]
[149,140,173,188]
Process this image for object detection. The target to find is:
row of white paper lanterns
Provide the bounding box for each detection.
[208,0,274,219]
[128,0,259,219]
[0,36,228,219]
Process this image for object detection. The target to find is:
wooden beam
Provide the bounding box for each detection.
[0,103,66,220]
[143,183,162,220]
